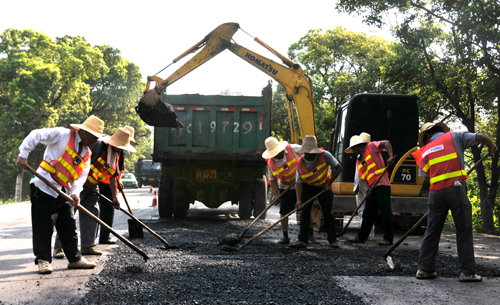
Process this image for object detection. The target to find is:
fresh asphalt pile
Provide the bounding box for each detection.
[73,217,500,305]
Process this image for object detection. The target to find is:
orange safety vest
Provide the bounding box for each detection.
[85,150,121,188]
[39,129,90,188]
[297,151,330,187]
[412,132,467,191]
[267,144,297,186]
[356,143,388,186]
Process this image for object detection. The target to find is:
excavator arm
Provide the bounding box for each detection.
[137,22,316,142]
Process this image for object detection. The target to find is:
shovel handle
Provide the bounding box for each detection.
[85,186,170,247]
[118,184,134,215]
[238,182,295,239]
[239,189,326,250]
[26,166,149,260]
[337,163,393,237]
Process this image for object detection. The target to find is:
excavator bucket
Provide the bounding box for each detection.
[135,89,184,128]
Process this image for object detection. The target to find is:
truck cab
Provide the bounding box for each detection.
[136,159,161,188]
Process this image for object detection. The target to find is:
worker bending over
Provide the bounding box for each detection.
[346,134,395,246]
[413,122,497,282]
[17,115,104,274]
[290,135,342,249]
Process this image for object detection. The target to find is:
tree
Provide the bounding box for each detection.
[287,27,394,144]
[337,0,500,234]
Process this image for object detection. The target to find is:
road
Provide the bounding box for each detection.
[1,187,499,304]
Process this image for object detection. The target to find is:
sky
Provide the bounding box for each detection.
[0,0,392,97]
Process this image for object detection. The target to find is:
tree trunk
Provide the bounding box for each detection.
[471,146,496,234]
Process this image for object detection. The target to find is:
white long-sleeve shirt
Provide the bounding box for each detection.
[18,127,91,198]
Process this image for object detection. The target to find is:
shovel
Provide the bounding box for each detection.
[238,190,326,251]
[336,166,391,237]
[383,153,491,269]
[238,182,295,240]
[85,186,172,248]
[26,165,149,261]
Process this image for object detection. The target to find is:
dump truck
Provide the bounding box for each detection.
[153,84,272,219]
[330,93,428,231]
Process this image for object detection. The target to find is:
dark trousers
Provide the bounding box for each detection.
[358,186,393,243]
[98,183,115,242]
[30,184,81,264]
[418,182,476,274]
[298,183,336,244]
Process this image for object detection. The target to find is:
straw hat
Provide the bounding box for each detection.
[103,128,136,152]
[418,122,450,147]
[344,133,369,153]
[359,132,371,143]
[123,126,138,145]
[262,137,288,159]
[70,115,104,138]
[295,135,323,154]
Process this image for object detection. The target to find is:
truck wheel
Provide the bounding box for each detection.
[252,178,267,219]
[158,177,174,218]
[173,180,189,218]
[238,182,253,220]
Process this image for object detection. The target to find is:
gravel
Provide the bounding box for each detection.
[72,217,500,305]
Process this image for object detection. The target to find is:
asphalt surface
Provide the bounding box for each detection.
[1,187,499,304]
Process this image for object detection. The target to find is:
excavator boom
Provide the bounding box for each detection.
[136,22,316,141]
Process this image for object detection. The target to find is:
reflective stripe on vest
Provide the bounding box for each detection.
[415,132,467,191]
[86,151,120,187]
[297,151,330,187]
[356,143,386,186]
[38,129,90,187]
[267,144,297,185]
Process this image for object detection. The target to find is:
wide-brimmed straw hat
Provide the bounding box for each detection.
[103,128,136,152]
[123,126,138,145]
[295,135,323,154]
[70,115,104,138]
[344,133,370,153]
[262,137,288,159]
[418,122,450,147]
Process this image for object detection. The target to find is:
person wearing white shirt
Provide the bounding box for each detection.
[16,115,104,274]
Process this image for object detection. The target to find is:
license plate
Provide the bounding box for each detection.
[196,169,216,180]
[149,178,155,181]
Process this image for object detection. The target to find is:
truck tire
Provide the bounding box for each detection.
[252,178,267,219]
[158,177,174,218]
[238,182,253,220]
[173,180,189,218]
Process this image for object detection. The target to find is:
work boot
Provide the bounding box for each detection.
[277,237,290,244]
[347,236,364,243]
[81,247,103,256]
[67,257,96,269]
[329,242,340,249]
[378,239,393,246]
[459,273,482,282]
[38,260,53,274]
[53,248,65,259]
[309,235,320,244]
[99,238,116,245]
[416,269,438,279]
[290,241,307,248]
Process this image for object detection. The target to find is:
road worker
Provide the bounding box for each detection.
[346,134,395,246]
[53,128,136,257]
[290,135,342,249]
[412,122,497,282]
[16,115,104,274]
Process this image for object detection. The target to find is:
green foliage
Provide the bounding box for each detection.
[0,29,149,200]
[287,27,395,145]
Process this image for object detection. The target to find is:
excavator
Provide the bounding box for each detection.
[136,23,428,229]
[136,22,315,144]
